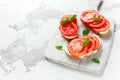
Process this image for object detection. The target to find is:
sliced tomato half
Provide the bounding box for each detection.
[80,10,99,24]
[59,22,78,36]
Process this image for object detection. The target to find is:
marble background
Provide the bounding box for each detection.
[0,0,120,80]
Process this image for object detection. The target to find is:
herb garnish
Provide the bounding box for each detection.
[69,14,77,21]
[93,17,101,21]
[55,45,63,50]
[82,28,89,35]
[92,58,100,64]
[61,14,77,24]
[82,37,90,46]
[61,18,69,24]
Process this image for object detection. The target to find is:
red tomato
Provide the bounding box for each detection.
[93,36,100,49]
[68,35,100,59]
[68,37,84,59]
[60,14,77,25]
[88,15,106,28]
[80,10,99,24]
[87,35,100,52]
[87,36,96,52]
[93,20,110,33]
[59,22,78,36]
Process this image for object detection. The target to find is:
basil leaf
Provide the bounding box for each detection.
[55,45,63,50]
[92,58,100,64]
[69,14,77,21]
[86,38,90,42]
[82,38,90,46]
[61,14,77,24]
[93,17,101,21]
[82,28,89,35]
[82,41,87,46]
[61,18,69,24]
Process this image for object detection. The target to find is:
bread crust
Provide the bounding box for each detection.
[98,30,109,37]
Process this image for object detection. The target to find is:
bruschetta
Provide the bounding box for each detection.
[59,14,78,39]
[80,10,110,37]
[65,34,101,60]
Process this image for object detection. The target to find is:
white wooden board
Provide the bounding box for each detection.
[45,18,115,74]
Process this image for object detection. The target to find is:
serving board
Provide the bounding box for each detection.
[44,18,115,74]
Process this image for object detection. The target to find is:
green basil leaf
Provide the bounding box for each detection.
[82,41,87,46]
[55,45,63,50]
[92,58,100,64]
[82,38,90,46]
[69,14,77,21]
[61,18,69,24]
[82,28,89,35]
[86,37,90,42]
[93,17,101,21]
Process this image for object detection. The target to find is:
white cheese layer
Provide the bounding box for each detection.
[79,50,97,59]
[65,47,98,60]
[99,29,109,35]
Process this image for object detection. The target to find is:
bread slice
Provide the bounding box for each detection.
[98,29,110,37]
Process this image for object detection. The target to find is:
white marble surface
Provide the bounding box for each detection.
[0,0,120,80]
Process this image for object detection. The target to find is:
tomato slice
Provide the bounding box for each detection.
[60,14,77,25]
[80,10,99,24]
[93,36,100,49]
[87,36,96,52]
[68,35,100,59]
[59,22,78,36]
[88,15,106,28]
[88,35,100,51]
[93,20,110,33]
[68,38,84,59]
